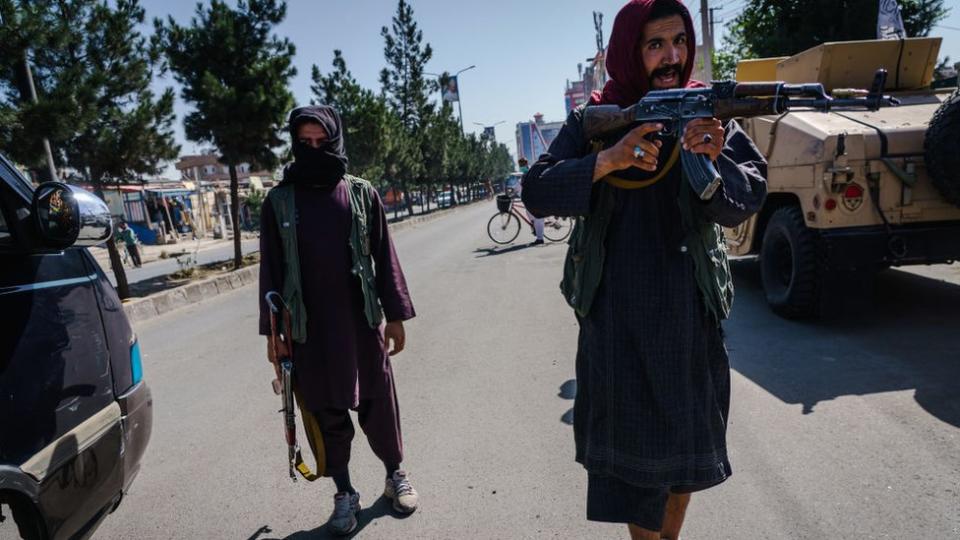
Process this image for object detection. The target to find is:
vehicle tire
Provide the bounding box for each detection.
[543,216,573,242]
[487,212,521,245]
[760,206,821,318]
[924,88,960,207]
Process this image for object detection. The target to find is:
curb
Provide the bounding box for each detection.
[387,199,480,233]
[123,265,259,326]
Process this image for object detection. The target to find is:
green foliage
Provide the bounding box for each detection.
[0,0,180,298]
[712,49,739,81]
[246,186,266,227]
[0,0,177,181]
[155,0,296,268]
[154,0,295,170]
[312,7,514,213]
[721,0,949,67]
[63,0,179,183]
[311,51,391,182]
[379,0,435,131]
[0,0,72,171]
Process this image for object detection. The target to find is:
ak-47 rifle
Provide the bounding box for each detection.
[265,291,314,482]
[582,68,900,200]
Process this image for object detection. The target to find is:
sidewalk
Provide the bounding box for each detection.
[91,233,258,269]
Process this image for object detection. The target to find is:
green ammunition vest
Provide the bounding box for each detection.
[560,149,734,323]
[268,175,383,344]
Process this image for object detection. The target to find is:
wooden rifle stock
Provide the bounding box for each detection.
[582,104,638,141]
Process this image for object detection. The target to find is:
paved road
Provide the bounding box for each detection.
[101,239,260,286]
[96,201,960,539]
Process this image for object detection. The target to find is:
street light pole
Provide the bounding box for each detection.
[473,121,505,143]
[429,65,476,135]
[453,65,475,135]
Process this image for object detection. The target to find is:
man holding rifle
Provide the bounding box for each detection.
[258,105,418,536]
[522,1,768,538]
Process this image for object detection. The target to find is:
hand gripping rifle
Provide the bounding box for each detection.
[582,68,900,200]
[265,291,318,482]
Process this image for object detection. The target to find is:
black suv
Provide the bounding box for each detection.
[0,154,153,540]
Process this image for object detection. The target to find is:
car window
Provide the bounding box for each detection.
[0,155,34,201]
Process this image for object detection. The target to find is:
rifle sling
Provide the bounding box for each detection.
[590,140,682,190]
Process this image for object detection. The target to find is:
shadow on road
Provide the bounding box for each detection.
[728,260,960,428]
[250,496,402,539]
[559,380,576,425]
[473,244,538,257]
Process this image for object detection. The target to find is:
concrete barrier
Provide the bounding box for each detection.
[123,265,259,325]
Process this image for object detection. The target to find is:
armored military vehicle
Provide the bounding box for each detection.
[726,37,960,318]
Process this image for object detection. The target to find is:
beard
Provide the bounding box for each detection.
[649,63,684,89]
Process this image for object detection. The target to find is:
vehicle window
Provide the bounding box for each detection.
[0,248,92,289]
[0,156,34,202]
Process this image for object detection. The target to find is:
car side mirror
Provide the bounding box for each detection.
[32,182,112,249]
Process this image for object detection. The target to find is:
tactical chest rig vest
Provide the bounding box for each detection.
[268,175,383,344]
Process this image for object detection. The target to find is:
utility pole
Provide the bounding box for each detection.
[593,11,604,53]
[19,51,58,182]
[428,65,476,135]
[0,12,57,182]
[699,0,714,82]
[708,6,723,51]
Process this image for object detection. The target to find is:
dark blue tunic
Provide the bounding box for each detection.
[522,108,767,489]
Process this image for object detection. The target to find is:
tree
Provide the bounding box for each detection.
[421,99,460,210]
[722,0,949,63]
[0,0,178,299]
[379,0,434,130]
[712,49,739,81]
[65,0,178,299]
[155,0,295,269]
[379,0,435,215]
[311,50,390,183]
[0,0,83,181]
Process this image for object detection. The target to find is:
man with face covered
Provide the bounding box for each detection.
[259,105,418,535]
[522,1,767,539]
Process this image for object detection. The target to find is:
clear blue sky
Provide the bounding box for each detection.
[140,0,960,177]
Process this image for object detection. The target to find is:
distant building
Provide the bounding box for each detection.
[172,152,276,240]
[564,80,587,116]
[515,113,564,164]
[174,152,273,189]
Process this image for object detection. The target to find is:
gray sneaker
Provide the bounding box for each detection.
[327,491,360,536]
[384,470,419,514]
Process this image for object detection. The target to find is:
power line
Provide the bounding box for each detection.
[935,24,960,31]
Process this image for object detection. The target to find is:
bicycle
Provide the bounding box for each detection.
[486,194,573,245]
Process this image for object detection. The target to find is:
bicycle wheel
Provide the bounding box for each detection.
[487,212,521,245]
[543,216,573,242]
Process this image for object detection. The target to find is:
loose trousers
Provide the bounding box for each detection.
[311,381,404,475]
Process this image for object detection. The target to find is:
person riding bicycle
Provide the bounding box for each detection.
[516,158,545,245]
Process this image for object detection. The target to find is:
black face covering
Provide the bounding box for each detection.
[283,105,349,188]
[290,142,347,187]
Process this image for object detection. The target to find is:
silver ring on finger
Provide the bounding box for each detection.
[633,145,645,159]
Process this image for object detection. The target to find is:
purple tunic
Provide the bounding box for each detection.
[259,180,415,411]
